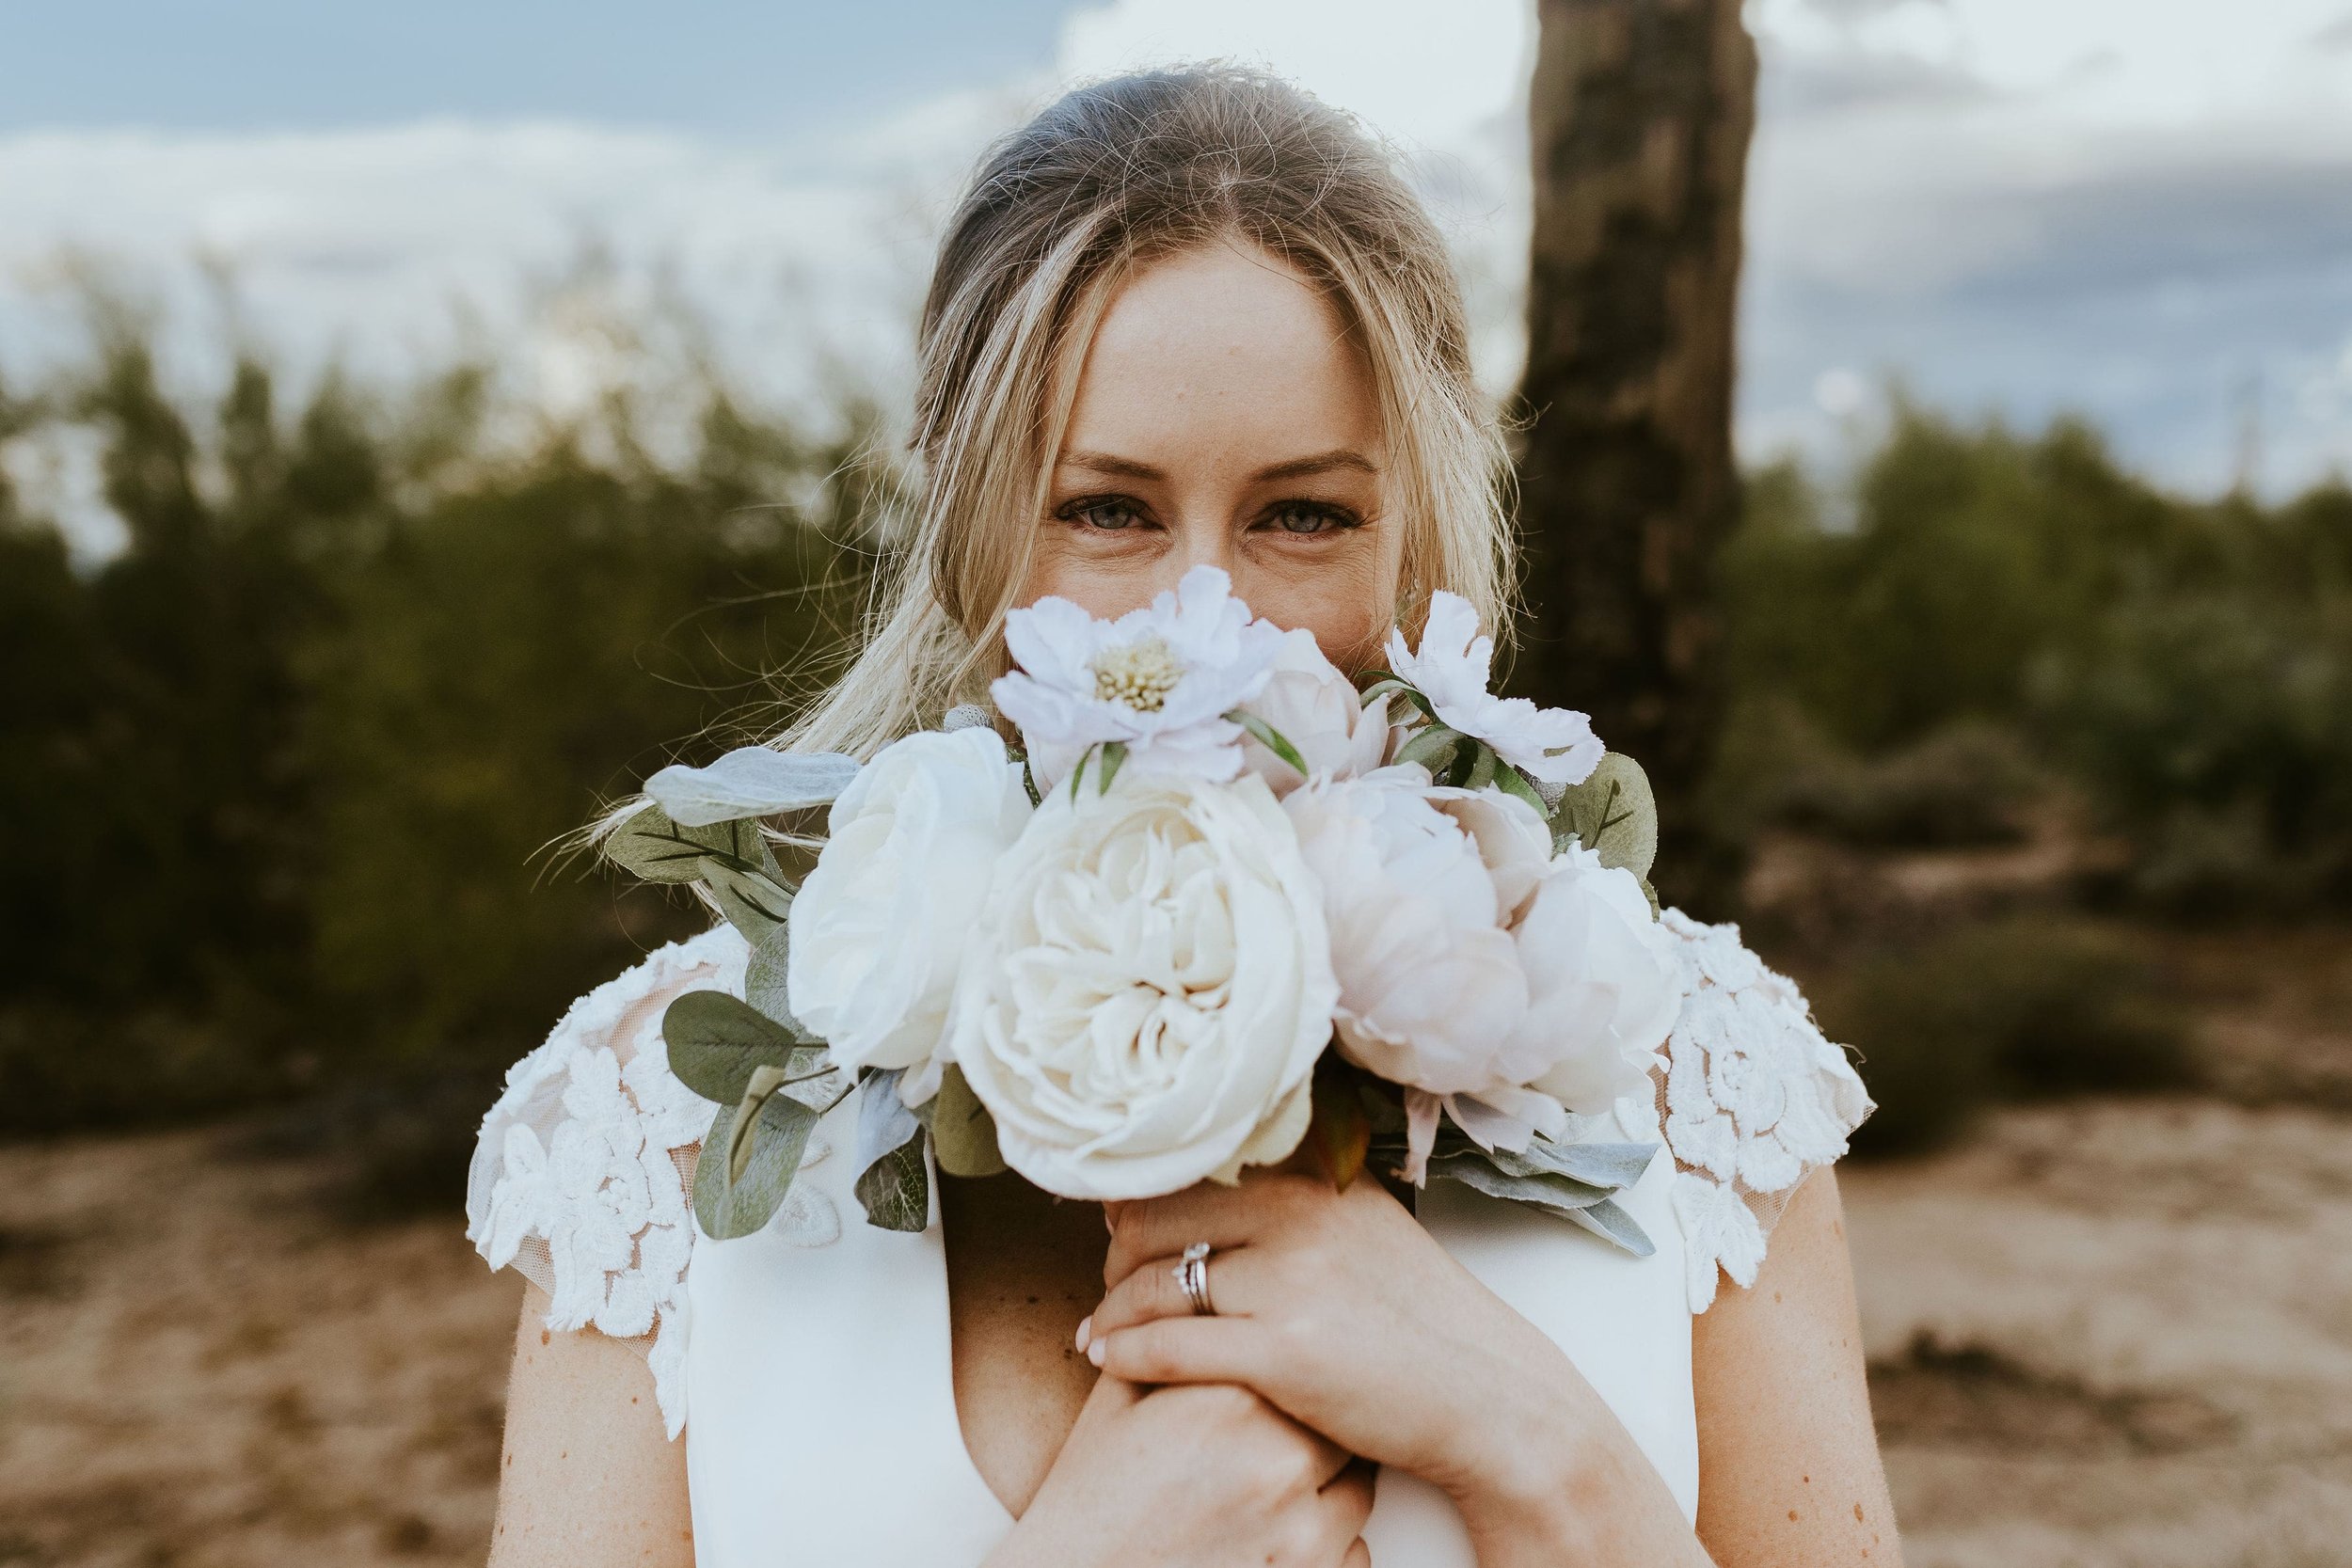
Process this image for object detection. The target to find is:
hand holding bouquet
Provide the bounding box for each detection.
[608,567,1679,1253]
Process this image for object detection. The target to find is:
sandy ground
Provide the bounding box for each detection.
[3,1095,2349,1566]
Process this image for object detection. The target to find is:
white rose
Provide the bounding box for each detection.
[1506,842,1682,1115]
[1282,769,1533,1097]
[1237,628,1392,794]
[787,727,1031,1094]
[949,772,1339,1200]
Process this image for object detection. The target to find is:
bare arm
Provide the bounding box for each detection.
[487,1285,694,1568]
[1692,1168,1902,1567]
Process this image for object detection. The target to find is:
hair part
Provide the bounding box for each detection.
[768,63,1514,762]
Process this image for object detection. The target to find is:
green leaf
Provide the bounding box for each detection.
[854,1136,930,1232]
[1095,739,1127,794]
[605,804,798,944]
[1558,1196,1655,1258]
[1457,741,1497,791]
[1357,670,1437,722]
[925,1064,1006,1178]
[1230,709,1311,777]
[691,1088,821,1241]
[726,1062,797,1182]
[1503,1137,1659,1190]
[742,922,812,1037]
[1549,752,1659,879]
[1392,724,1464,776]
[1424,1152,1656,1257]
[1493,764,1548,816]
[663,989,818,1103]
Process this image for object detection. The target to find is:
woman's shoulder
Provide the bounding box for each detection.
[1647,909,1875,1314]
[463,923,748,1437]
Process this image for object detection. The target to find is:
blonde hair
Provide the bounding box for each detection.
[785,63,1514,760]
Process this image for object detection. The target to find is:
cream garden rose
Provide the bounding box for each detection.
[787,727,1032,1100]
[1284,767,1680,1166]
[947,771,1339,1200]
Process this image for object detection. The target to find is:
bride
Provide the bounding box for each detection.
[468,65,1898,1567]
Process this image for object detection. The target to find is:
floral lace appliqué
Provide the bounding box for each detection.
[1653,910,1874,1312]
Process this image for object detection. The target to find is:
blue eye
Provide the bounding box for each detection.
[1264,501,1356,535]
[1069,499,1143,531]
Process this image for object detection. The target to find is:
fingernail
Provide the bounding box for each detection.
[1074,1317,1092,1354]
[1087,1337,1106,1367]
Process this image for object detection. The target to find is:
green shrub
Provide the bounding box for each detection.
[1826,914,2197,1157]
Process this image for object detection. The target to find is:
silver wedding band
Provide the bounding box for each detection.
[1174,1241,1216,1316]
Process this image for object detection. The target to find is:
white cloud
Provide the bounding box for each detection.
[1,0,2347,522]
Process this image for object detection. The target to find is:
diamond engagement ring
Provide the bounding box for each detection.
[1174,1241,1216,1316]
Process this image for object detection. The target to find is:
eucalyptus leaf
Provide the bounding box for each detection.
[742,921,815,1037]
[691,1089,820,1241]
[927,1064,1006,1178]
[1502,1137,1660,1191]
[1549,752,1659,879]
[1357,669,1437,722]
[644,746,862,827]
[1457,741,1497,791]
[726,1062,796,1182]
[664,989,814,1102]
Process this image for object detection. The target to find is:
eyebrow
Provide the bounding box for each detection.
[1057,448,1378,483]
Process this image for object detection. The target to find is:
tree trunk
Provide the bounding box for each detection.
[1512,0,1756,912]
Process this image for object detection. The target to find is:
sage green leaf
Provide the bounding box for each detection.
[1426,1152,1656,1258]
[1549,752,1659,879]
[1505,1138,1659,1191]
[1392,724,1464,777]
[691,1089,819,1241]
[1493,764,1548,816]
[644,747,861,827]
[1229,709,1310,777]
[1457,741,1497,791]
[664,989,806,1102]
[927,1063,1006,1178]
[604,803,721,883]
[727,1062,796,1182]
[1426,1150,1614,1211]
[742,922,817,1038]
[1559,1196,1656,1258]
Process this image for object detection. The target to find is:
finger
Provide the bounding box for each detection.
[1103,1171,1320,1284]
[1322,1458,1377,1535]
[1339,1537,1372,1568]
[1085,1243,1268,1347]
[1089,1314,1283,1398]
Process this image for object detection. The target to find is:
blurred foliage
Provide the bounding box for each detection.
[4,330,2346,1189]
[1717,403,2352,911]
[1818,914,2197,1158]
[0,312,872,1161]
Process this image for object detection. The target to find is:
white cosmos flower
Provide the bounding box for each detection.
[1388,592,1604,786]
[787,727,1032,1101]
[1236,628,1392,795]
[991,565,1287,793]
[948,771,1338,1201]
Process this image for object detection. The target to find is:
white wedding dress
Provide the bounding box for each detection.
[467,911,1871,1565]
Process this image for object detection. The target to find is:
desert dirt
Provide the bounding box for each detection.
[4,941,2350,1566]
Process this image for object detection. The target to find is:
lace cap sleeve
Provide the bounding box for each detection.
[463,923,747,1437]
[1649,909,1875,1313]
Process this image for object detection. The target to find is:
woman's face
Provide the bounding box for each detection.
[1020,240,1401,673]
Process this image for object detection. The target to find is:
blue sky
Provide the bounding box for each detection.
[0,1,1076,139]
[2,0,2349,551]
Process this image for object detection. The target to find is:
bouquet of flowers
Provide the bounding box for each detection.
[606,566,1679,1255]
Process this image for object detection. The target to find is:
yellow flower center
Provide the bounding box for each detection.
[1089,636,1186,712]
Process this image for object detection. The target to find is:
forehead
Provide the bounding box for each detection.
[1062,241,1381,464]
